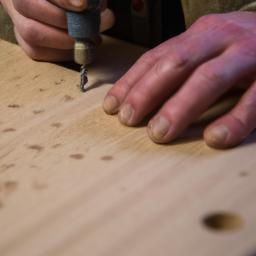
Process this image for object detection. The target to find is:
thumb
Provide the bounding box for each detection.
[48,0,98,12]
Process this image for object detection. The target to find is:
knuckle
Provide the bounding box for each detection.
[195,13,239,32]
[156,48,187,76]
[217,20,242,35]
[139,50,158,69]
[113,79,131,95]
[168,47,188,67]
[195,14,219,26]
[198,66,226,89]
[20,20,44,45]
[233,38,256,58]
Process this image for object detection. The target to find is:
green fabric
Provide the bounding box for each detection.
[0,4,17,44]
[181,0,256,28]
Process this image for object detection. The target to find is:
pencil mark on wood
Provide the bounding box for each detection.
[70,154,84,160]
[0,164,15,173]
[8,104,20,108]
[5,181,18,191]
[3,128,16,132]
[240,171,249,177]
[30,165,39,169]
[63,95,74,102]
[101,156,114,161]
[39,88,46,92]
[27,145,44,151]
[9,76,21,81]
[33,75,40,80]
[51,123,62,128]
[52,144,62,149]
[55,79,64,85]
[1,164,15,169]
[120,186,127,192]
[33,181,48,190]
[1,181,18,195]
[0,151,12,160]
[33,109,45,114]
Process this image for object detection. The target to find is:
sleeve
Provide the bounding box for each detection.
[0,3,17,44]
[180,0,256,28]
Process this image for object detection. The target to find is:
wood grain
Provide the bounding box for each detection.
[0,36,256,256]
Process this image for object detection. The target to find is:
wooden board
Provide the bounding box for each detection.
[0,36,256,256]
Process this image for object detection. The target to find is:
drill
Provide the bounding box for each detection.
[66,0,101,92]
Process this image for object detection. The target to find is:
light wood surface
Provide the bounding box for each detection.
[0,36,256,256]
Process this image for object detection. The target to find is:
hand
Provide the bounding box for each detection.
[103,11,256,149]
[0,0,115,61]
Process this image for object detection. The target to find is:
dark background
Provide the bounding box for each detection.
[104,0,186,47]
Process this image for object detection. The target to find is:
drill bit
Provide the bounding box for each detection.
[73,38,95,93]
[77,65,88,92]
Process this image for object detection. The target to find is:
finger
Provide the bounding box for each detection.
[48,0,89,12]
[99,8,115,32]
[204,83,256,148]
[102,33,200,115]
[1,0,14,15]
[147,44,256,143]
[4,1,74,49]
[116,28,234,126]
[13,0,68,29]
[14,27,73,61]
[48,0,107,12]
[102,14,242,115]
[15,17,74,50]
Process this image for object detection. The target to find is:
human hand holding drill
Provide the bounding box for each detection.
[1,0,256,149]
[0,0,115,61]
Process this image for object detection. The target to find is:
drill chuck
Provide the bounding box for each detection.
[74,38,96,65]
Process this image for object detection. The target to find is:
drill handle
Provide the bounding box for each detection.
[66,1,101,39]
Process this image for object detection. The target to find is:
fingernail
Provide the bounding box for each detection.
[70,0,83,7]
[103,95,118,114]
[101,9,108,17]
[207,125,230,143]
[119,104,133,124]
[148,115,171,140]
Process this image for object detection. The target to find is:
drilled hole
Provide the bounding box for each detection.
[132,0,145,12]
[203,213,243,232]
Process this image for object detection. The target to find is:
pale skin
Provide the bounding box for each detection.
[103,11,256,148]
[1,0,256,148]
